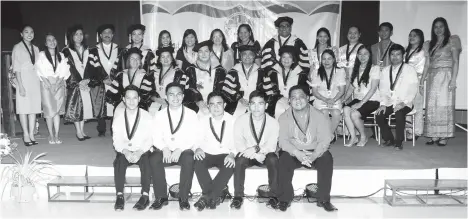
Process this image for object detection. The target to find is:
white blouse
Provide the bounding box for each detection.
[272,64,303,98]
[352,65,380,102]
[36,51,70,80]
[405,49,426,75]
[337,43,362,69]
[233,63,261,100]
[308,46,339,70]
[155,67,177,99]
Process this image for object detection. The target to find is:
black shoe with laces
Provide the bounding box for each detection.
[277,201,290,212]
[133,195,149,211]
[194,197,209,211]
[267,197,279,209]
[179,198,190,210]
[208,199,217,209]
[149,197,168,210]
[114,194,125,211]
[317,201,338,212]
[230,196,243,209]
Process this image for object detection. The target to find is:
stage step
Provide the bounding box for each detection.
[384,179,467,206]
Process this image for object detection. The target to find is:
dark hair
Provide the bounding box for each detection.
[279,51,298,70]
[181,29,198,50]
[207,91,225,103]
[237,24,255,43]
[20,24,33,32]
[210,29,229,52]
[124,84,140,97]
[317,49,337,82]
[379,22,393,32]
[156,51,177,69]
[429,17,451,54]
[288,85,309,98]
[351,45,372,86]
[126,50,143,69]
[389,44,405,56]
[405,29,424,55]
[158,30,172,49]
[68,25,88,51]
[314,27,332,49]
[165,82,184,94]
[347,26,361,43]
[248,90,266,102]
[44,33,62,64]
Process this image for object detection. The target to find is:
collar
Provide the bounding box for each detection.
[272,34,298,43]
[169,106,183,114]
[233,62,259,73]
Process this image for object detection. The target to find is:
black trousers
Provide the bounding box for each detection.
[277,150,334,202]
[148,148,195,199]
[195,153,234,199]
[113,151,151,195]
[97,118,106,134]
[233,152,279,197]
[375,106,412,143]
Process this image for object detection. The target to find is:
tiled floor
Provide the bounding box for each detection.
[1,198,466,219]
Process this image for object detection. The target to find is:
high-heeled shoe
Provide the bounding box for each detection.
[76,135,86,141]
[23,138,33,147]
[357,138,369,147]
[344,138,359,147]
[83,135,91,140]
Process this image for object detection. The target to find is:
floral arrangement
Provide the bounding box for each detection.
[0,133,60,201]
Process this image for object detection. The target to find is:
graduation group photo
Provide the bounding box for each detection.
[0,1,467,218]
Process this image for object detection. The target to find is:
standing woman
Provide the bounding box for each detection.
[36,33,70,144]
[12,25,41,146]
[230,24,261,66]
[176,29,198,71]
[421,17,462,146]
[342,45,380,147]
[309,49,346,141]
[63,25,94,141]
[309,28,339,72]
[154,30,173,60]
[404,29,426,140]
[210,29,234,71]
[338,26,363,104]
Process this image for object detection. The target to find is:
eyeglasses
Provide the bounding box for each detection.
[208,102,224,107]
[279,24,291,29]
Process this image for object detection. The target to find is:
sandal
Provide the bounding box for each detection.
[356,138,369,147]
[55,137,63,144]
[48,137,56,144]
[437,138,447,147]
[344,138,358,147]
[426,138,439,145]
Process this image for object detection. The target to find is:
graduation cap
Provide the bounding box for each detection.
[279,45,298,60]
[126,47,143,59]
[193,40,213,52]
[238,44,258,55]
[274,16,293,27]
[97,24,115,34]
[127,24,146,35]
[65,24,84,46]
[155,46,175,57]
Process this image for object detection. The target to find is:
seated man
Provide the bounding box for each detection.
[112,85,153,211]
[230,90,280,209]
[193,91,236,211]
[149,82,200,211]
[375,44,418,150]
[276,85,337,212]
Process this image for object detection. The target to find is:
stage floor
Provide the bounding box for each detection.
[3,120,467,169]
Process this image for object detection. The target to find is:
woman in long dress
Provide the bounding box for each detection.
[338,26,363,104]
[342,45,380,147]
[309,49,346,141]
[404,29,426,140]
[176,29,198,71]
[210,29,234,71]
[36,33,70,144]
[63,25,93,141]
[230,24,261,66]
[12,25,41,146]
[420,17,462,146]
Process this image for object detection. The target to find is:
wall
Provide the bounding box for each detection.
[339,1,380,47]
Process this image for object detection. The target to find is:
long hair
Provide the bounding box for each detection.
[237,24,255,43]
[314,27,332,49]
[317,49,337,82]
[350,45,372,86]
[405,29,424,55]
[19,24,34,42]
[158,30,172,49]
[44,33,62,64]
[210,29,229,51]
[156,51,177,69]
[429,17,451,54]
[67,25,88,51]
[181,29,198,50]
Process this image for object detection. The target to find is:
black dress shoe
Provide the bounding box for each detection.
[381,140,395,147]
[98,132,106,137]
[179,198,190,210]
[277,201,290,212]
[208,199,217,209]
[230,197,243,209]
[31,140,38,145]
[267,197,279,209]
[23,139,33,147]
[194,197,209,211]
[395,143,403,151]
[114,195,125,211]
[76,135,86,141]
[83,135,91,140]
[317,201,337,212]
[149,197,168,210]
[133,195,149,211]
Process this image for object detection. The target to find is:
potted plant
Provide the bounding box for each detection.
[0,133,60,202]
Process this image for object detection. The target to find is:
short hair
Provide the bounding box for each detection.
[389,44,405,56]
[288,85,309,98]
[379,22,393,32]
[124,84,140,97]
[165,82,184,94]
[248,90,267,102]
[207,91,225,103]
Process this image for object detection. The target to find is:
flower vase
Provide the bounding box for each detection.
[10,185,36,202]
